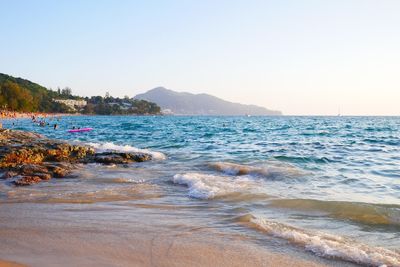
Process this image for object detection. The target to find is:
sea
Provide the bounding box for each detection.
[1,115,399,266]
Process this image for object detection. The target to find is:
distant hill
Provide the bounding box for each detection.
[134,87,281,115]
[0,73,161,115]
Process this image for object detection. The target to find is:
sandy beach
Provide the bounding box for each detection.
[0,110,77,121]
[0,117,399,267]
[0,260,25,267]
[0,202,333,267]
[1,111,48,120]
[2,0,400,265]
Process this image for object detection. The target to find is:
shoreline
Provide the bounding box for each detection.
[0,202,330,267]
[1,122,398,266]
[0,128,332,267]
[0,129,154,186]
[0,260,25,267]
[0,111,80,120]
[0,111,163,121]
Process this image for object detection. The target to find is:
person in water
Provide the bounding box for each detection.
[54,124,58,130]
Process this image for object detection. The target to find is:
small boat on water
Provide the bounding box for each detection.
[67,127,93,133]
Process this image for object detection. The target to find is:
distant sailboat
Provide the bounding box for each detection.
[337,108,341,117]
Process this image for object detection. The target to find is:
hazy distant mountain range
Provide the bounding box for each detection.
[0,73,281,115]
[134,87,281,115]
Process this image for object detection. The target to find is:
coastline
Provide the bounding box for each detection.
[1,118,399,266]
[0,111,79,120]
[0,260,25,267]
[0,128,332,266]
[0,202,330,267]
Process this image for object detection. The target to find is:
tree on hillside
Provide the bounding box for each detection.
[61,87,72,96]
[83,103,95,114]
[0,81,35,111]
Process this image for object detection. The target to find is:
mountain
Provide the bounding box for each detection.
[134,87,281,115]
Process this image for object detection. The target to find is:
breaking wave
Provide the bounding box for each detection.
[209,162,303,179]
[172,172,258,199]
[239,214,400,266]
[85,142,167,160]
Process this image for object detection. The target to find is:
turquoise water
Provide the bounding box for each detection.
[2,116,400,266]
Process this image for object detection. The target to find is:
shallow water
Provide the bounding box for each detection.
[1,116,400,266]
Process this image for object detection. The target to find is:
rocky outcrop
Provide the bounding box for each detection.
[13,176,42,186]
[0,129,153,186]
[92,152,152,164]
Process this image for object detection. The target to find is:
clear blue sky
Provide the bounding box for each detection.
[1,0,399,115]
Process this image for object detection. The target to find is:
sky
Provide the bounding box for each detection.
[1,0,399,115]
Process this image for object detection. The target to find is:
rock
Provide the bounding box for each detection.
[93,154,129,165]
[1,171,18,179]
[131,153,152,162]
[52,166,69,178]
[45,162,73,171]
[1,149,45,167]
[19,164,50,175]
[93,152,152,164]
[13,176,42,186]
[34,173,52,180]
[0,129,154,186]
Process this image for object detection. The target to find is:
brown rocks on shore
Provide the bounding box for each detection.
[93,152,152,164]
[13,176,42,186]
[0,129,153,186]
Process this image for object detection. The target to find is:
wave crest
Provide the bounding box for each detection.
[242,214,400,266]
[85,142,166,160]
[209,162,302,179]
[172,172,257,199]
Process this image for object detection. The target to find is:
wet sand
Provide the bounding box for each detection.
[0,203,331,267]
[0,111,75,120]
[0,260,25,267]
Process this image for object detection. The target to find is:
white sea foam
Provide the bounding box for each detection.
[172,172,256,199]
[85,142,166,160]
[209,162,302,179]
[249,215,400,267]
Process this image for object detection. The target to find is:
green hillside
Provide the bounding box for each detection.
[0,73,73,112]
[0,73,161,115]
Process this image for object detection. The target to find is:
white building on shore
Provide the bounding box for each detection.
[53,99,87,111]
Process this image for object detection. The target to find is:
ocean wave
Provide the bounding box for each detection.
[85,142,166,160]
[94,177,145,184]
[172,172,257,199]
[363,138,400,146]
[239,214,400,266]
[274,155,334,164]
[209,162,303,179]
[269,199,400,226]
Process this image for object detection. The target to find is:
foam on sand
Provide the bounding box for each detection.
[85,142,166,160]
[172,172,257,199]
[240,214,400,266]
